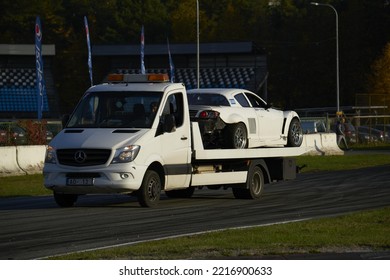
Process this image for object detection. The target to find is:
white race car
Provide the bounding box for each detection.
[187,88,303,149]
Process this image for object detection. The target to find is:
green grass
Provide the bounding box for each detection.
[296,154,390,173]
[0,174,51,197]
[51,207,390,259]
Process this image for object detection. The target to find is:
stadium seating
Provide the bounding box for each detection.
[0,68,49,112]
[115,67,256,90]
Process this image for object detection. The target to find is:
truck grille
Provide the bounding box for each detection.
[57,149,111,166]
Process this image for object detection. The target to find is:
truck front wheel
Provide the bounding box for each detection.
[232,166,264,199]
[54,192,78,207]
[138,170,161,207]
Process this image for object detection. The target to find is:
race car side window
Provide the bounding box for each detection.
[234,93,250,107]
[244,92,267,108]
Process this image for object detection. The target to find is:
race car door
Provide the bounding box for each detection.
[244,92,284,144]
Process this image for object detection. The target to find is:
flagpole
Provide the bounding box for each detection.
[84,16,93,87]
[141,25,145,74]
[196,0,200,89]
[167,38,175,83]
[35,16,45,121]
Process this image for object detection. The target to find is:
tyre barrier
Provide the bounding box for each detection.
[0,145,46,177]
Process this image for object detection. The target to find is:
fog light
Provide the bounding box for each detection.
[120,173,130,179]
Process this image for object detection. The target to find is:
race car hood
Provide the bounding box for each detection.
[49,128,149,150]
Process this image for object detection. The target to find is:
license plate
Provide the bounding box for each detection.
[66,178,94,186]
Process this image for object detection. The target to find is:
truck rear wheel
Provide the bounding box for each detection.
[54,192,78,207]
[232,166,264,199]
[138,170,161,207]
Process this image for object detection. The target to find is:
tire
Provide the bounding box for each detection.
[226,123,248,149]
[165,187,195,198]
[232,166,264,199]
[138,170,161,207]
[53,192,78,207]
[287,118,303,147]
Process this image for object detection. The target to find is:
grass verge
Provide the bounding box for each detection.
[50,207,390,259]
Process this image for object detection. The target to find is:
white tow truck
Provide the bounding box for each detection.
[43,73,306,207]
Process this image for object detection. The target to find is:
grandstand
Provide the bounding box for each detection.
[95,41,268,95]
[0,44,57,119]
[115,67,258,90]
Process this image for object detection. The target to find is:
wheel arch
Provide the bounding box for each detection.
[249,159,271,185]
[147,161,166,190]
[282,111,300,135]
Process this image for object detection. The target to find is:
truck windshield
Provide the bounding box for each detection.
[66,91,163,128]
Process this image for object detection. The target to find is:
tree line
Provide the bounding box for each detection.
[0,0,389,113]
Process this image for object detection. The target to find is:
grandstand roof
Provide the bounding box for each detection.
[0,44,55,56]
[93,41,258,56]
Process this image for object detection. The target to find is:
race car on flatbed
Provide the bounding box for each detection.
[187,88,303,149]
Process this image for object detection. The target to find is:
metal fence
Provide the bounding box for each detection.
[0,120,62,146]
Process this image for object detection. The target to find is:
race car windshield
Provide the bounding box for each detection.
[66,91,163,128]
[187,93,230,106]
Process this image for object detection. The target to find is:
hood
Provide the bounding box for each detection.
[49,128,149,149]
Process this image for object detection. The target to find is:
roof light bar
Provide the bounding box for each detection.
[107,73,170,83]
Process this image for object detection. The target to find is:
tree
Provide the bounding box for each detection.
[367,42,390,113]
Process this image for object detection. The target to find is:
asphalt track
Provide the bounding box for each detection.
[0,164,389,260]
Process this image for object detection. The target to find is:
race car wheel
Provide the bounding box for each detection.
[226,123,248,149]
[138,170,161,207]
[287,118,303,147]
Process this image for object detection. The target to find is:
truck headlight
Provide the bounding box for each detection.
[111,145,140,164]
[45,145,57,164]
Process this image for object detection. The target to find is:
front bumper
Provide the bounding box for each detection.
[43,163,148,194]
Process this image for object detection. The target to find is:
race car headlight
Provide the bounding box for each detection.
[45,145,57,164]
[111,145,140,164]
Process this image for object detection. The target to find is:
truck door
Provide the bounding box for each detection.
[158,91,191,190]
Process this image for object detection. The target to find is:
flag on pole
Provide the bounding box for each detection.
[140,25,145,74]
[84,16,93,86]
[167,38,175,83]
[35,16,45,120]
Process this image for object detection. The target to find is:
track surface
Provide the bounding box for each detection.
[1,165,389,259]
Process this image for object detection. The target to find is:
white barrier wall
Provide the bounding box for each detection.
[0,133,343,177]
[302,133,344,156]
[0,145,46,177]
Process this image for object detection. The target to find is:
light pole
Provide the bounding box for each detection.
[196,0,200,89]
[310,2,340,113]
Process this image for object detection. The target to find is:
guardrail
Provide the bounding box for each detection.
[0,133,343,177]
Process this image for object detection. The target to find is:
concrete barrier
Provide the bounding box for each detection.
[16,145,46,174]
[0,146,25,176]
[302,133,344,156]
[0,145,47,177]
